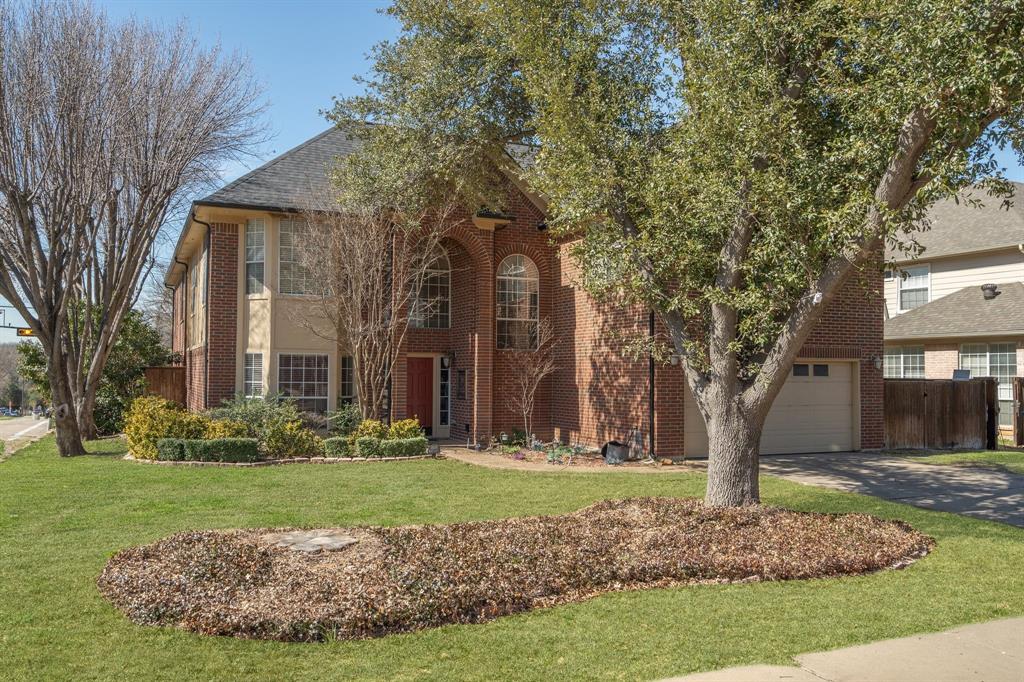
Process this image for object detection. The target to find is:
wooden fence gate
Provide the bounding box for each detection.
[884,378,997,450]
[143,366,186,406]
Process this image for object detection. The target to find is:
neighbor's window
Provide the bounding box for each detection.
[410,247,450,329]
[340,355,355,405]
[245,219,265,295]
[497,254,539,350]
[244,352,263,398]
[884,346,925,379]
[961,342,1017,427]
[278,353,329,413]
[897,265,930,312]
[279,219,313,295]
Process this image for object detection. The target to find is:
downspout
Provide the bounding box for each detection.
[648,310,656,459]
[192,213,214,409]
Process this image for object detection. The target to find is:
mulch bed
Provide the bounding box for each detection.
[97,497,934,642]
[493,448,661,468]
[122,454,439,467]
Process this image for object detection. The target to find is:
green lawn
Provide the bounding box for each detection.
[1,437,1022,681]
[906,450,1024,475]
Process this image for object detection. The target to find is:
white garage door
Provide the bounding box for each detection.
[684,361,856,456]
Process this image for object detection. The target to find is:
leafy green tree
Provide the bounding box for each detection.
[332,0,1024,505]
[1,377,23,409]
[18,311,174,435]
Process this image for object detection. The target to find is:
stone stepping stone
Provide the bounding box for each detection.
[261,530,359,552]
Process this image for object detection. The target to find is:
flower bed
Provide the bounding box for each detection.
[123,454,439,467]
[97,497,934,642]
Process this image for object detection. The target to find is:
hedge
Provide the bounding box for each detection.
[355,436,383,457]
[380,437,429,457]
[323,437,351,457]
[154,438,260,463]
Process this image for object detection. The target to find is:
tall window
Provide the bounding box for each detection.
[410,247,450,329]
[245,219,265,295]
[497,254,539,350]
[278,353,329,413]
[340,355,355,404]
[884,346,925,378]
[897,265,930,312]
[279,219,313,295]
[244,353,263,398]
[439,361,450,426]
[961,343,1017,427]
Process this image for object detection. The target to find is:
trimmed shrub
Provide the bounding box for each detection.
[329,403,362,436]
[124,396,208,460]
[355,436,382,458]
[155,438,185,461]
[204,419,249,439]
[387,419,422,440]
[262,419,324,459]
[204,438,260,463]
[323,437,351,457]
[352,419,387,440]
[379,436,429,457]
[206,395,301,439]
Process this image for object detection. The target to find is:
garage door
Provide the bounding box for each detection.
[684,361,856,456]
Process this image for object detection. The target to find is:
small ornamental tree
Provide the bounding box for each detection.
[504,319,557,440]
[331,0,1024,505]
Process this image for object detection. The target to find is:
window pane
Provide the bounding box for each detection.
[899,287,928,310]
[279,220,312,295]
[244,353,263,398]
[793,364,809,376]
[813,364,829,377]
[277,353,328,413]
[496,254,539,350]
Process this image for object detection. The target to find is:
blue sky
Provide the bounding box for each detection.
[1,1,1023,342]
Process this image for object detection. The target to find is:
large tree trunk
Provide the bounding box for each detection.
[48,364,87,457]
[702,401,767,507]
[76,391,98,441]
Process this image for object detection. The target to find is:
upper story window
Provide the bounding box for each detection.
[409,247,450,329]
[245,219,265,295]
[897,264,930,312]
[497,254,539,350]
[884,346,925,378]
[279,219,313,295]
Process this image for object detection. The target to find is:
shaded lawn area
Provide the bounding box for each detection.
[906,450,1024,475]
[1,437,1022,681]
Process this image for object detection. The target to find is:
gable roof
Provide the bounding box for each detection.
[198,127,362,212]
[887,183,1024,262]
[884,281,1024,341]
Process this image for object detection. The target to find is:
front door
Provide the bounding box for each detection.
[406,357,433,436]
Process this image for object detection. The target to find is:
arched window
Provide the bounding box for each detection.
[410,247,450,329]
[497,254,539,349]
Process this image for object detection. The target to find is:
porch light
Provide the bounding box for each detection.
[441,355,451,369]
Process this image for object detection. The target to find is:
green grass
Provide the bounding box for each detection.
[1,436,1022,681]
[905,450,1024,474]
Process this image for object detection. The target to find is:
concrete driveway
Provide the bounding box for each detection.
[760,452,1024,527]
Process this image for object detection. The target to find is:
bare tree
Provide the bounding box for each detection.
[0,1,264,453]
[504,319,557,439]
[295,199,462,420]
[137,275,175,350]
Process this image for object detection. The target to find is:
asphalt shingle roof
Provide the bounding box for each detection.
[884,281,1024,340]
[199,127,363,211]
[886,183,1024,262]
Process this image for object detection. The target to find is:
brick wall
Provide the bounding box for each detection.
[205,223,239,409]
[923,343,960,379]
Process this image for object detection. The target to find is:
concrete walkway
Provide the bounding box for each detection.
[759,452,1024,527]
[664,617,1024,682]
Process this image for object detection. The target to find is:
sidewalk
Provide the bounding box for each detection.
[662,617,1024,682]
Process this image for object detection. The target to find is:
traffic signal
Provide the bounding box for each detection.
[16,328,34,337]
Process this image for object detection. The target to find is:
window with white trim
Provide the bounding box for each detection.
[278,353,329,413]
[279,219,313,295]
[884,346,925,378]
[340,355,355,405]
[960,342,1017,427]
[897,265,930,312]
[245,219,265,295]
[497,254,539,350]
[439,361,450,426]
[244,353,263,398]
[410,247,450,329]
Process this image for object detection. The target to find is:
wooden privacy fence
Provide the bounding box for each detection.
[144,366,186,406]
[885,378,998,450]
[1014,377,1024,447]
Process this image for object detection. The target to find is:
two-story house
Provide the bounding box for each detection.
[884,183,1024,429]
[165,127,884,457]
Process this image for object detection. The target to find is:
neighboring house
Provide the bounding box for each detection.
[166,127,883,456]
[884,183,1024,428]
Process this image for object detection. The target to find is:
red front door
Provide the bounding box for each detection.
[406,357,433,435]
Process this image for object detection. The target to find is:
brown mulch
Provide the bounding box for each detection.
[493,448,657,468]
[96,498,934,642]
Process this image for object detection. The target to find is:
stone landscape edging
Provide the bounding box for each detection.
[122,453,441,467]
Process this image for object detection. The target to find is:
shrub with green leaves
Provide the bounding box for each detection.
[387,418,423,440]
[352,419,387,440]
[262,419,324,459]
[155,438,185,461]
[206,395,301,439]
[355,436,383,458]
[379,436,428,457]
[124,396,208,460]
[323,437,351,457]
[329,403,362,436]
[204,419,249,439]
[162,438,260,463]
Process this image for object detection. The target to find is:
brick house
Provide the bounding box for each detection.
[166,127,883,456]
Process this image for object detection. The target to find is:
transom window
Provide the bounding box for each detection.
[497,254,539,350]
[244,352,263,398]
[278,353,329,413]
[245,219,265,295]
[279,219,313,295]
[960,342,1017,427]
[410,247,450,329]
[884,346,925,378]
[897,265,930,312]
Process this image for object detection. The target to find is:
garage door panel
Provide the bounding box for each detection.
[684,361,855,456]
